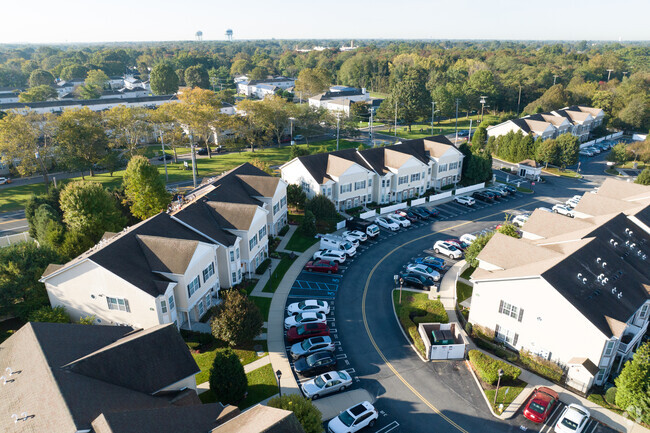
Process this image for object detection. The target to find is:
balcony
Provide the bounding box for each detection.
[617,322,647,354]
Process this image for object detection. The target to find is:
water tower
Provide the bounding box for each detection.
[225,29,233,41]
[195,31,203,41]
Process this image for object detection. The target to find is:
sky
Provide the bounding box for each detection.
[1,0,649,44]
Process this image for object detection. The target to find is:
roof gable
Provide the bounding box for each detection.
[136,235,199,274]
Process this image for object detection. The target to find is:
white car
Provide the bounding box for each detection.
[287,299,330,316]
[554,404,590,433]
[341,234,359,248]
[512,214,530,227]
[433,241,463,259]
[406,263,441,281]
[375,217,400,231]
[460,233,477,245]
[284,312,327,330]
[386,213,411,228]
[327,401,379,433]
[0,177,10,185]
[290,336,335,359]
[552,204,575,218]
[301,370,353,400]
[342,230,367,242]
[313,249,346,264]
[537,207,553,213]
[454,195,475,206]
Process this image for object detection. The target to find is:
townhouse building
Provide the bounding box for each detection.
[308,87,370,117]
[0,94,178,114]
[469,181,650,392]
[236,77,295,98]
[280,135,464,209]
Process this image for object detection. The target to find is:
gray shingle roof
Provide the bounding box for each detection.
[212,404,306,433]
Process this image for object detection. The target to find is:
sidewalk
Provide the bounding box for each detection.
[437,261,650,433]
[275,225,297,253]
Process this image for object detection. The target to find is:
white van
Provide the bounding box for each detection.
[319,234,357,257]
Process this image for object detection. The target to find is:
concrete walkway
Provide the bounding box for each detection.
[197,355,272,395]
[275,225,297,253]
[249,258,280,298]
[436,261,650,432]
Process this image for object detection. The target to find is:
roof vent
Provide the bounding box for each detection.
[11,412,30,423]
[612,287,617,294]
[618,292,623,299]
[1,376,14,385]
[602,262,607,268]
[577,273,583,280]
[610,238,615,245]
[642,254,647,261]
[601,278,609,285]
[582,277,587,285]
[596,257,601,264]
[597,273,604,281]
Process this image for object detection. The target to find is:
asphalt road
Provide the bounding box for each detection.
[0,210,27,237]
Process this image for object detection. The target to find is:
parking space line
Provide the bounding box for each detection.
[375,421,400,433]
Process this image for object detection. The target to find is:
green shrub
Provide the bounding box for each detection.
[469,350,521,384]
[181,329,216,347]
[278,225,289,236]
[519,351,564,382]
[255,258,272,275]
[605,387,618,406]
[28,306,70,323]
[268,394,323,433]
[209,348,248,405]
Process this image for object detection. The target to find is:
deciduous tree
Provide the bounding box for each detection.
[28,306,70,323]
[0,112,52,182]
[635,168,650,185]
[210,290,263,346]
[295,67,332,98]
[28,69,54,87]
[615,342,650,424]
[18,85,57,102]
[104,105,152,156]
[184,65,210,89]
[54,108,109,177]
[122,156,170,220]
[150,62,179,95]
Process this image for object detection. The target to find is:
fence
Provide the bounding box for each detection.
[428,191,452,202]
[336,220,346,230]
[0,232,32,248]
[632,134,647,141]
[455,183,485,195]
[379,202,408,215]
[359,210,377,220]
[411,197,426,206]
[580,132,625,149]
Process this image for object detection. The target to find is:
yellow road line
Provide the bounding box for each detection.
[361,200,541,433]
[0,218,26,226]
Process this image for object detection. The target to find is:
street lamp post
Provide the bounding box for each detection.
[34,150,49,185]
[336,113,341,151]
[159,130,168,182]
[454,99,460,144]
[493,369,504,406]
[275,369,283,397]
[190,133,197,188]
[480,96,487,124]
[394,99,398,137]
[289,117,295,144]
[606,69,614,82]
[431,101,435,135]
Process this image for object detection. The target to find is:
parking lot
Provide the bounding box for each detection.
[511,400,620,433]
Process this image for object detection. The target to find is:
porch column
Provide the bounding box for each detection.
[186,310,192,328]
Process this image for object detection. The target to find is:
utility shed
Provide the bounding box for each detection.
[418,323,466,360]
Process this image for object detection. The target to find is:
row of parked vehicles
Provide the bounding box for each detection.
[470,183,518,204]
[374,206,440,231]
[579,140,614,157]
[522,386,592,433]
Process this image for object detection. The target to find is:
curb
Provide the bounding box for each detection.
[390,289,428,363]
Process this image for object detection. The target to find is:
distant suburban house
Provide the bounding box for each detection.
[0,94,178,114]
[237,77,295,98]
[280,135,464,209]
[469,180,650,392]
[486,105,604,143]
[0,322,305,433]
[308,87,370,116]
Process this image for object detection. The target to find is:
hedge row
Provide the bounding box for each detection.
[520,351,564,382]
[255,258,272,275]
[278,225,290,236]
[469,350,521,384]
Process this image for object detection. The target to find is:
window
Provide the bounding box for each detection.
[604,341,615,356]
[107,297,130,312]
[495,324,519,346]
[259,225,267,240]
[438,164,448,173]
[340,183,352,193]
[498,300,524,322]
[640,304,649,319]
[168,295,175,311]
[237,269,242,280]
[273,202,280,215]
[187,276,201,298]
[198,300,205,316]
[281,196,287,208]
[368,178,372,187]
[232,272,237,284]
[202,262,215,282]
[596,368,606,382]
[161,300,167,314]
[327,187,332,196]
[449,162,458,170]
[398,176,408,185]
[367,194,372,201]
[249,234,258,251]
[236,248,240,259]
[205,294,212,308]
[354,180,366,190]
[428,168,431,174]
[321,186,327,195]
[230,250,234,262]
[410,173,420,182]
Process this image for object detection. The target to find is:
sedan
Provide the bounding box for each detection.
[486,188,505,199]
[445,239,470,251]
[454,195,475,206]
[473,191,495,203]
[294,134,305,141]
[293,351,337,376]
[375,217,400,231]
[158,154,173,161]
[327,401,378,433]
[398,272,435,290]
[433,241,463,259]
[552,204,575,218]
[406,263,441,281]
[409,207,431,219]
[396,209,420,222]
[313,249,346,264]
[500,184,517,194]
[460,233,477,245]
[342,230,367,242]
[286,323,330,344]
[523,387,559,423]
[305,260,339,274]
[290,336,335,359]
[284,312,327,330]
[387,213,411,228]
[579,149,594,157]
[554,404,590,433]
[414,255,446,271]
[287,299,330,316]
[422,207,440,217]
[301,370,352,399]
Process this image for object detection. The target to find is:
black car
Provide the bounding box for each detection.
[158,154,173,161]
[473,191,494,203]
[399,210,420,222]
[294,351,337,376]
[409,207,431,219]
[398,272,435,290]
[421,207,440,217]
[486,188,504,199]
[197,147,210,156]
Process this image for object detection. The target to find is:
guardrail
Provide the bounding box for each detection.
[0,232,32,248]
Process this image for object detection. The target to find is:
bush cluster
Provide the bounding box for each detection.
[519,351,564,382]
[255,258,272,275]
[278,224,290,236]
[469,350,521,384]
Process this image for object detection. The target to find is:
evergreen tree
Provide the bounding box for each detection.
[208,348,248,405]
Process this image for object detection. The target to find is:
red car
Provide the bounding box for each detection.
[286,322,331,344]
[523,387,560,423]
[305,260,338,274]
[445,239,469,251]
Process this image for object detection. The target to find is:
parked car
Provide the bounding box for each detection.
[301,370,353,400]
[293,351,337,376]
[433,241,463,259]
[286,323,330,344]
[414,256,446,271]
[294,134,305,141]
[423,207,440,217]
[327,401,378,433]
[579,150,593,157]
[342,230,367,242]
[473,191,495,203]
[554,404,590,433]
[501,184,517,194]
[197,147,210,156]
[284,312,327,330]
[339,234,359,248]
[305,260,339,274]
[537,207,553,213]
[523,387,559,423]
[512,214,530,227]
[287,299,330,316]
[552,204,575,218]
[409,207,431,219]
[158,154,173,161]
[454,195,475,206]
[481,190,499,200]
[395,209,419,222]
[566,198,580,208]
[587,146,600,154]
[486,188,504,199]
[491,185,510,196]
[0,177,11,185]
[290,336,335,359]
[457,130,470,137]
[460,233,477,245]
[406,263,441,281]
[375,216,400,231]
[313,249,346,264]
[398,272,436,290]
[386,213,411,228]
[444,239,470,251]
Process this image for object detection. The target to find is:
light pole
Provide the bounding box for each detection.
[369,107,375,147]
[34,150,49,185]
[553,74,559,86]
[606,69,614,82]
[622,71,629,79]
[394,99,398,137]
[454,98,460,144]
[159,130,168,182]
[493,368,504,406]
[275,369,283,397]
[336,113,341,151]
[480,96,487,124]
[516,85,522,116]
[431,101,435,135]
[289,117,295,144]
[190,133,197,188]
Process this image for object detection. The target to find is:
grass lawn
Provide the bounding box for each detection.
[192,340,268,385]
[587,392,625,417]
[358,121,385,128]
[605,168,621,176]
[484,382,526,414]
[250,296,272,322]
[541,167,582,178]
[284,229,318,252]
[392,291,448,357]
[456,282,473,304]
[0,139,359,213]
[460,266,475,280]
[199,364,278,409]
[389,115,500,140]
[617,161,647,170]
[262,256,294,293]
[368,91,389,99]
[516,186,534,193]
